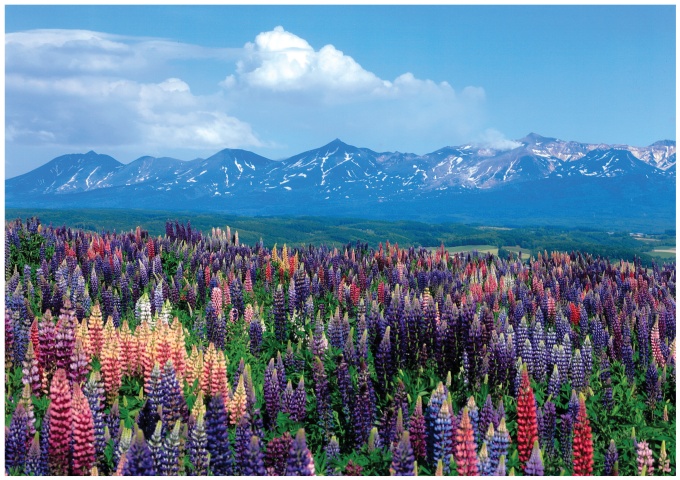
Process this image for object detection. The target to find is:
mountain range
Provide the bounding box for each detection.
[6,134,676,231]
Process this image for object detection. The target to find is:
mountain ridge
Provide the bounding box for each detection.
[6,134,675,230]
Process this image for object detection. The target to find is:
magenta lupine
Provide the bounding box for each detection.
[71,383,96,475]
[409,395,427,461]
[265,432,292,476]
[48,368,72,476]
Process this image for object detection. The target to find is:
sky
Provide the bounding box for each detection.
[5,5,676,178]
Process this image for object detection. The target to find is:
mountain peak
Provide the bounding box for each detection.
[519,133,558,144]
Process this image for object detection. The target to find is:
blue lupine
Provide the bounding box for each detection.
[249,317,263,357]
[390,431,416,476]
[205,394,234,475]
[235,414,252,474]
[570,349,586,391]
[489,417,510,472]
[524,441,544,476]
[188,414,209,476]
[6,403,29,471]
[559,413,573,467]
[160,361,188,426]
[122,430,157,476]
[432,399,454,474]
[540,400,556,457]
[286,429,315,476]
[242,435,266,476]
[24,433,44,476]
[604,439,618,475]
[156,422,181,476]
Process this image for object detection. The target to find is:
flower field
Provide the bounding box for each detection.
[4,217,676,475]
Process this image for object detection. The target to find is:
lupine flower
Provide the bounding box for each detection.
[21,341,42,398]
[230,375,248,426]
[24,433,44,476]
[160,360,188,426]
[455,406,479,476]
[636,440,654,475]
[489,417,510,473]
[286,429,316,476]
[72,383,96,475]
[265,432,292,476]
[524,440,544,476]
[657,440,671,474]
[100,322,121,402]
[432,399,454,473]
[48,368,72,476]
[572,393,593,476]
[147,421,163,473]
[390,431,417,476]
[559,413,574,468]
[263,359,281,428]
[6,403,29,472]
[326,436,341,476]
[161,420,182,476]
[478,442,493,476]
[121,429,157,476]
[604,439,618,476]
[290,376,307,422]
[517,366,538,467]
[206,394,234,475]
[187,413,209,476]
[409,395,427,461]
[539,400,556,457]
[313,356,333,437]
[494,455,507,476]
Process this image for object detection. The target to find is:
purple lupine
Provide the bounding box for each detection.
[570,349,586,391]
[24,433,44,476]
[433,400,454,474]
[122,430,157,476]
[354,359,376,448]
[524,440,544,476]
[604,439,618,475]
[391,431,416,476]
[156,420,181,477]
[489,417,510,473]
[265,433,292,476]
[242,435,266,476]
[478,442,493,476]
[548,364,561,399]
[313,356,333,437]
[375,326,394,393]
[467,396,481,447]
[187,414,208,476]
[540,400,556,457]
[147,421,164,473]
[54,301,76,373]
[83,371,107,468]
[6,403,29,472]
[325,436,341,476]
[425,382,446,464]
[205,394,234,475]
[336,354,354,422]
[644,363,661,408]
[559,413,573,468]
[234,414,252,474]
[273,285,287,342]
[38,408,51,475]
[160,361,188,426]
[286,429,315,476]
[263,359,281,429]
[600,354,614,411]
[582,336,593,378]
[249,317,263,357]
[290,376,307,422]
[622,330,635,382]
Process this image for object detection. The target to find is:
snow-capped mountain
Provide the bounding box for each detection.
[6,134,675,229]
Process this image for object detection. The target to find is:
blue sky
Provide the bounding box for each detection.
[5,5,676,177]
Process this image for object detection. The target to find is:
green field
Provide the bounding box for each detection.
[5,208,676,266]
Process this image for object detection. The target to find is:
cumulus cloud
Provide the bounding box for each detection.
[6,25,504,176]
[5,29,260,160]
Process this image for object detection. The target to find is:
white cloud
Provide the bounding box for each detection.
[6,26,507,175]
[477,129,523,151]
[5,29,261,155]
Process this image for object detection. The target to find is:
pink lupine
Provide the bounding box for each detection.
[48,369,72,475]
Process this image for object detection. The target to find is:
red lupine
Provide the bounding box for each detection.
[48,368,72,476]
[517,365,539,468]
[572,394,593,475]
[71,383,96,475]
[455,407,479,476]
